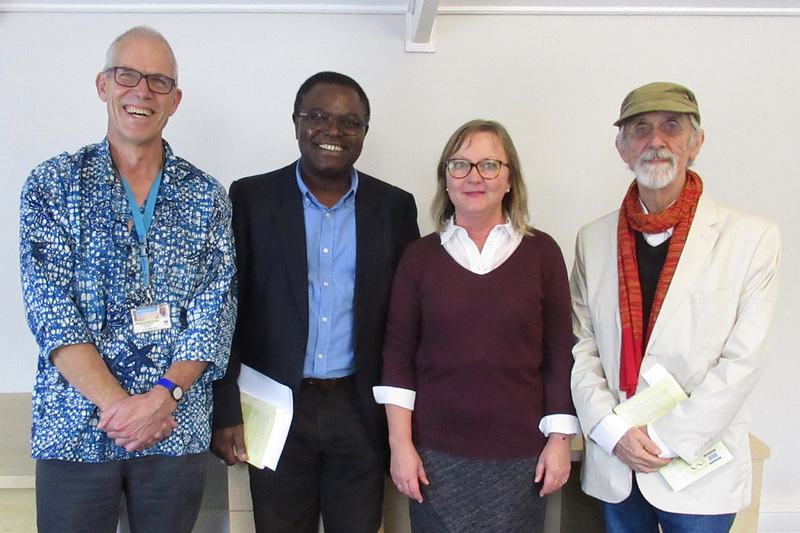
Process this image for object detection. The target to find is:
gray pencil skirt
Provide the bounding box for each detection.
[409,448,547,533]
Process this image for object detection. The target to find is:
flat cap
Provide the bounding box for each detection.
[614,82,700,127]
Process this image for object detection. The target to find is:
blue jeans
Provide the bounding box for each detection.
[601,476,736,533]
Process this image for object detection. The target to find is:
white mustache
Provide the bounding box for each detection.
[639,149,676,165]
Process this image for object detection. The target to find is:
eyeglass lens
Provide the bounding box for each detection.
[111,67,175,94]
[447,159,504,179]
[627,120,683,140]
[299,111,366,136]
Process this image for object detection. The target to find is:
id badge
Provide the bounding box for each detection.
[131,303,171,334]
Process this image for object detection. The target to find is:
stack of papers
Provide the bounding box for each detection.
[237,364,294,471]
[613,366,732,492]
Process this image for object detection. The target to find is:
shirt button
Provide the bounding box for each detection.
[317,354,324,359]
[323,248,329,253]
[322,317,328,322]
[323,281,329,287]
[325,212,331,218]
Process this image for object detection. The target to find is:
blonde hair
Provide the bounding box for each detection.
[431,119,533,234]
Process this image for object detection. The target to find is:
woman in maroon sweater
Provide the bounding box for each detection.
[374,120,578,532]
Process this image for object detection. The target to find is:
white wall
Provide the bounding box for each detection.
[1,8,798,528]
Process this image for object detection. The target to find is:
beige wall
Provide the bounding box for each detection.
[2,8,798,529]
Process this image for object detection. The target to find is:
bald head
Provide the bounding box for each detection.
[104,26,178,84]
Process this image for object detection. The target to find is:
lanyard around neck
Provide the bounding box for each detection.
[120,170,163,289]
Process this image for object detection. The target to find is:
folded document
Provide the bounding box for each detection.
[238,364,293,471]
[613,365,732,491]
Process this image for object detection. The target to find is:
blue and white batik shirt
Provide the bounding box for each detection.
[19,138,236,462]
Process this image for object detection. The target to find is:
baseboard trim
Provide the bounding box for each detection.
[759,507,800,532]
[0,475,35,490]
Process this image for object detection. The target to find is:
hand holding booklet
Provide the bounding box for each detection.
[237,364,293,471]
[613,364,732,492]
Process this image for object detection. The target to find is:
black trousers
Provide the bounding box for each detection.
[248,377,384,533]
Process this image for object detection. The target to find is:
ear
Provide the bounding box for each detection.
[167,88,182,117]
[292,113,300,140]
[615,134,630,164]
[363,124,369,137]
[688,129,705,160]
[96,71,109,102]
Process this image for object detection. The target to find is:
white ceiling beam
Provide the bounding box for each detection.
[405,0,439,52]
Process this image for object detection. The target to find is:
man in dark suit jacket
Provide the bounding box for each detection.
[212,71,419,533]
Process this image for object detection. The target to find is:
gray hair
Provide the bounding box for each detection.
[616,114,703,165]
[103,26,178,84]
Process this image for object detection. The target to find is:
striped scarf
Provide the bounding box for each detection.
[617,170,703,396]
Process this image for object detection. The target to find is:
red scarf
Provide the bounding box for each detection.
[617,170,703,396]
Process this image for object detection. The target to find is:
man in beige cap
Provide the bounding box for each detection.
[570,82,781,532]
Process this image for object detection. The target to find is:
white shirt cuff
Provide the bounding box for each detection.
[373,386,416,410]
[590,414,634,455]
[647,423,678,458]
[538,414,581,437]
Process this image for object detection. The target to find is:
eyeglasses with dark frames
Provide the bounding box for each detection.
[446,158,509,180]
[296,110,368,136]
[105,66,176,95]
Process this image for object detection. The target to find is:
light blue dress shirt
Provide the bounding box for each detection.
[295,162,358,379]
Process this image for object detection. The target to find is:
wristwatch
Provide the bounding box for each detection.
[156,377,184,402]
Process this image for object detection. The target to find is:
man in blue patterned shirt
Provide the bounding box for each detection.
[18,26,235,533]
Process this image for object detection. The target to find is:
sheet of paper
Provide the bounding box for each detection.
[659,441,733,492]
[613,373,688,427]
[237,364,293,471]
[612,365,731,492]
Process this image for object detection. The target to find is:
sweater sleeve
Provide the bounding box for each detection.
[538,234,578,417]
[380,242,423,391]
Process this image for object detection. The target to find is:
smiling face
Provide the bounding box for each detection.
[96,33,182,151]
[446,131,511,226]
[293,83,368,183]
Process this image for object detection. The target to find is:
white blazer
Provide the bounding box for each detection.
[570,194,781,514]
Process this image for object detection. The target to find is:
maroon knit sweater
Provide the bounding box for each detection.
[381,231,576,460]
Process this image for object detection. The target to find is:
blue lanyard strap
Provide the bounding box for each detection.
[120,170,163,289]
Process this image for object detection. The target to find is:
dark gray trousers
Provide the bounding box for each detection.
[36,452,207,533]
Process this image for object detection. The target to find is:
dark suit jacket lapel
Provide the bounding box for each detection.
[274,165,309,324]
[354,176,382,355]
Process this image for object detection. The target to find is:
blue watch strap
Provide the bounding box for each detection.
[157,377,177,390]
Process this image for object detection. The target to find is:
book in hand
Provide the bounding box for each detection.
[658,441,733,492]
[613,365,732,491]
[237,364,293,471]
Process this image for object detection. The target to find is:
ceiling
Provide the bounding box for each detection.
[3,0,800,10]
[3,0,797,53]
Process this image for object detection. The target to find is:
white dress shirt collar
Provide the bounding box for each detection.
[439,217,522,275]
[638,199,674,247]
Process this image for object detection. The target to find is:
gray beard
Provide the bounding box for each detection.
[633,149,678,190]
